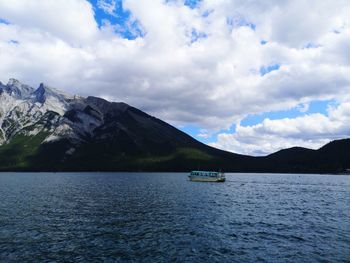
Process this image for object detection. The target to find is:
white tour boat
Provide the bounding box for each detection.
[188,171,225,182]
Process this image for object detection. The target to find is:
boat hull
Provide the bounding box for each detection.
[189,176,225,182]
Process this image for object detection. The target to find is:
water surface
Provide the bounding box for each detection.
[0,173,349,262]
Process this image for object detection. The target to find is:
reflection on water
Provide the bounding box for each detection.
[0,173,349,262]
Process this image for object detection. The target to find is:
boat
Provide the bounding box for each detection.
[188,171,225,182]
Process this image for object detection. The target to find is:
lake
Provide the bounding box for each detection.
[0,173,349,262]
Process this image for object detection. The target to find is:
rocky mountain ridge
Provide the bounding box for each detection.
[0,79,122,149]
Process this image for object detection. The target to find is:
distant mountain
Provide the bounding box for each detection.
[263,139,350,173]
[0,79,349,173]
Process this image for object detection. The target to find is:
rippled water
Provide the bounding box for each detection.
[0,173,349,262]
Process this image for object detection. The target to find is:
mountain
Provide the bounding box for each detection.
[0,79,349,173]
[263,139,350,173]
[0,79,252,171]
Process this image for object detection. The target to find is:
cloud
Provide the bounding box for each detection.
[210,101,350,155]
[97,0,118,16]
[0,0,98,43]
[0,0,349,153]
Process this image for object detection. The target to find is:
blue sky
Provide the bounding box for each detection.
[0,0,349,155]
[88,0,144,39]
[240,99,337,126]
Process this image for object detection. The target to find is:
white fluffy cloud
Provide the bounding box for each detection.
[0,0,98,43]
[211,101,350,156]
[0,0,349,154]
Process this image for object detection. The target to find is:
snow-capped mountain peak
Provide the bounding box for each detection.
[0,79,85,145]
[0,78,34,99]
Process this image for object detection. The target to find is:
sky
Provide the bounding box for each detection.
[0,0,349,156]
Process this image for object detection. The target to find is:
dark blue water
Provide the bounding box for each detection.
[0,173,349,262]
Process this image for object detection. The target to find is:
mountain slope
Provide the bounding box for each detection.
[0,79,349,173]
